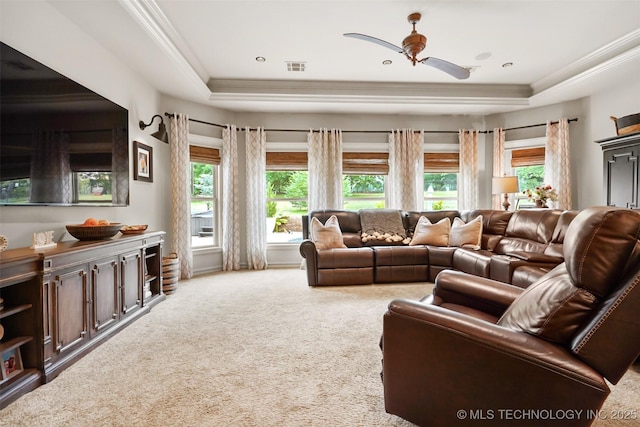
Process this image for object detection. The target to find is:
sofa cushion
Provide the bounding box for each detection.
[498,264,598,343]
[511,265,552,288]
[462,210,512,251]
[449,216,483,249]
[503,209,561,243]
[316,247,374,269]
[359,209,409,245]
[451,248,493,278]
[311,215,347,250]
[409,217,450,246]
[543,210,579,258]
[564,206,640,297]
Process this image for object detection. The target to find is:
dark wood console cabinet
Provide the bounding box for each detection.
[0,231,165,409]
[596,132,640,209]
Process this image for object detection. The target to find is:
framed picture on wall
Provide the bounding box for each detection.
[134,141,153,183]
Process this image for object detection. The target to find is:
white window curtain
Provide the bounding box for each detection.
[169,113,193,279]
[545,118,572,209]
[388,129,424,211]
[308,128,343,212]
[458,129,479,210]
[245,127,268,270]
[222,125,240,271]
[492,128,506,210]
[221,125,240,271]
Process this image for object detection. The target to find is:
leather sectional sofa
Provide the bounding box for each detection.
[299,208,578,288]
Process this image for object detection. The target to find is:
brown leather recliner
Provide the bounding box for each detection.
[382,206,640,426]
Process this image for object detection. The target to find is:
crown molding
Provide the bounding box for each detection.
[208,79,532,99]
[532,44,640,100]
[118,0,210,96]
[207,79,532,112]
[532,29,640,94]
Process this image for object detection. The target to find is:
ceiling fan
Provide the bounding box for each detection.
[344,12,470,80]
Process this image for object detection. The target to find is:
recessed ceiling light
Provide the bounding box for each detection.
[255,56,266,62]
[382,59,392,65]
[502,62,514,68]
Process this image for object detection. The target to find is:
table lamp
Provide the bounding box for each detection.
[492,176,519,211]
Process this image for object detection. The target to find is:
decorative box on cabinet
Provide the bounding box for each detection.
[0,231,165,408]
[596,132,640,209]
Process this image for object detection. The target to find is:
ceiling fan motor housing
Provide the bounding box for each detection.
[403,12,427,63]
[402,32,427,61]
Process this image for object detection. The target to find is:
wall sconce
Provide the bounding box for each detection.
[492,176,519,211]
[139,114,169,144]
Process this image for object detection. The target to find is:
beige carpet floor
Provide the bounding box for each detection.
[1,268,638,426]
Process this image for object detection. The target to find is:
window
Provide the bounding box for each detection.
[342,152,388,210]
[423,173,458,210]
[190,146,219,248]
[266,152,308,244]
[343,174,385,210]
[510,147,545,209]
[424,153,458,210]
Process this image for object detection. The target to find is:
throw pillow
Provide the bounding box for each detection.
[310,215,347,250]
[449,216,483,249]
[409,216,450,246]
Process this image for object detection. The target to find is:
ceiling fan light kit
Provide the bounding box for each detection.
[344,12,470,80]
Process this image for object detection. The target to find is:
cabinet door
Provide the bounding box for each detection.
[605,146,638,208]
[120,250,142,315]
[52,266,88,354]
[90,257,119,334]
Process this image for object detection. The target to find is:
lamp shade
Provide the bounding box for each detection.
[492,176,519,194]
[152,122,169,144]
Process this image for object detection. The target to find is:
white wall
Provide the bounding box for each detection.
[0,1,167,248]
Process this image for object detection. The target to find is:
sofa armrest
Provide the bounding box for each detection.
[299,239,318,286]
[490,253,563,285]
[433,270,522,317]
[505,251,563,263]
[382,299,609,426]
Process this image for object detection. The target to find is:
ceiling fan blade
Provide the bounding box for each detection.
[343,33,404,54]
[421,57,470,80]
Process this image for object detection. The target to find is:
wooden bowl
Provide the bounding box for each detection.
[120,225,148,235]
[66,223,122,240]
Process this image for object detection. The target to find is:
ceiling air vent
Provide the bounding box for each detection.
[286,61,306,72]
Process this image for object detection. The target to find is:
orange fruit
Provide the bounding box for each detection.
[83,218,99,226]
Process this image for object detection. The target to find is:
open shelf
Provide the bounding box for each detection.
[0,304,32,321]
[0,336,33,354]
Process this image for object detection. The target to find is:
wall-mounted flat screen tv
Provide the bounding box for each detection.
[0,42,129,206]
